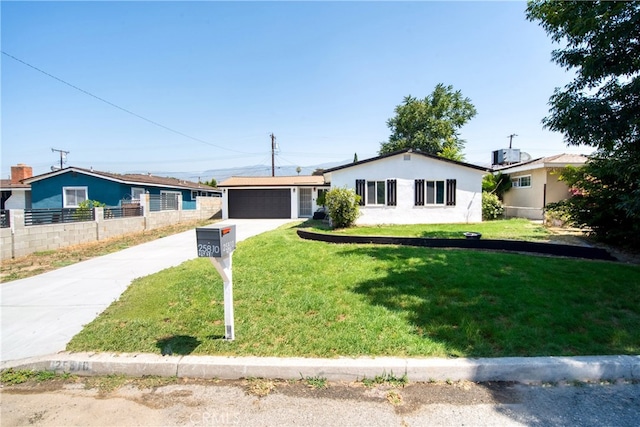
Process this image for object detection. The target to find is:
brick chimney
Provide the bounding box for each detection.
[11,164,33,184]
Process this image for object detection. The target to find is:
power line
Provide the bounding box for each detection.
[51,148,69,170]
[2,51,257,155]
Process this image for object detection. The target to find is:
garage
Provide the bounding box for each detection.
[227,189,291,219]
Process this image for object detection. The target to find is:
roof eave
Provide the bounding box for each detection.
[323,148,489,174]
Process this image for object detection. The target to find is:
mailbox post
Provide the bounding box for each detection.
[196,226,237,340]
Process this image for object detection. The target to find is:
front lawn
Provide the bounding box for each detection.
[305,218,554,241]
[67,222,640,358]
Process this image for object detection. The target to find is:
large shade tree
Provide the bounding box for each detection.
[526,1,640,248]
[380,84,477,161]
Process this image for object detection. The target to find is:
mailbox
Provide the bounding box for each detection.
[196,225,236,257]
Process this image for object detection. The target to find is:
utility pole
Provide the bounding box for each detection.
[51,148,70,170]
[508,134,518,149]
[270,133,276,177]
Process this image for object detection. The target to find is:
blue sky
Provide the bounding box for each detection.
[2,1,590,180]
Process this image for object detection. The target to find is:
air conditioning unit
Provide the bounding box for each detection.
[492,149,521,165]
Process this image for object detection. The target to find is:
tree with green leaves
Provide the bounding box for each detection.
[527,1,640,248]
[482,172,512,201]
[202,178,217,187]
[379,84,477,160]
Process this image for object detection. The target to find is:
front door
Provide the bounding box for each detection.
[299,188,312,217]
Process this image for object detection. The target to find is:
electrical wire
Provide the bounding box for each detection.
[2,51,260,155]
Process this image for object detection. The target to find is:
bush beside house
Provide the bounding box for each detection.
[325,187,360,228]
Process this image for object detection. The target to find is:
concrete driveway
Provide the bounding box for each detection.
[1,219,297,362]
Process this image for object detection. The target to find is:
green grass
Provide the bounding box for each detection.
[304,218,552,241]
[67,223,640,358]
[304,375,328,389]
[0,369,73,385]
[362,371,409,387]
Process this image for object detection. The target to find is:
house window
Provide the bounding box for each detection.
[513,175,532,188]
[356,179,396,206]
[426,180,445,205]
[415,179,457,206]
[63,187,88,208]
[132,187,145,200]
[367,181,386,205]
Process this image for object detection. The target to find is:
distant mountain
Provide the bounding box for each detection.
[126,160,349,184]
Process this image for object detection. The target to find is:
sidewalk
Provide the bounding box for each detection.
[1,219,295,362]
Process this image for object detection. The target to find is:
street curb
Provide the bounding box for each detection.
[2,353,639,383]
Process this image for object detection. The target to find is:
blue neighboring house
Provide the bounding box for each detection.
[23,166,221,209]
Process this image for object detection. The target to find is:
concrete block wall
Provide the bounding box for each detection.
[1,227,13,260]
[98,217,146,240]
[145,210,181,230]
[1,199,222,261]
[504,206,544,220]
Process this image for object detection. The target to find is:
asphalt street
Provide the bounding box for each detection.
[1,379,639,426]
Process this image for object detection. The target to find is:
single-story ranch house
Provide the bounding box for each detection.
[323,149,488,224]
[495,153,588,220]
[219,149,488,224]
[23,166,221,209]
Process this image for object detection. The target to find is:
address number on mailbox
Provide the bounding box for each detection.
[198,243,220,257]
[195,226,236,258]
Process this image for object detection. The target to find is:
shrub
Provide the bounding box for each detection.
[549,161,640,250]
[544,201,573,227]
[325,187,360,228]
[74,199,106,221]
[316,191,326,207]
[482,191,504,220]
[482,172,511,201]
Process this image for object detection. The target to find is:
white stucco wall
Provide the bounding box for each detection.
[326,153,485,224]
[4,190,30,210]
[503,168,547,209]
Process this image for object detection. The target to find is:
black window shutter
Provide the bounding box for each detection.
[387,179,397,206]
[446,179,457,206]
[414,179,425,206]
[355,179,365,206]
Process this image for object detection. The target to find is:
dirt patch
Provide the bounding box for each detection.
[2,377,520,414]
[546,227,640,264]
[0,219,219,282]
[274,379,521,415]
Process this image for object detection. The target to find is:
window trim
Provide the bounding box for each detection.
[512,175,532,188]
[132,187,145,201]
[366,180,386,205]
[425,180,446,205]
[63,186,88,208]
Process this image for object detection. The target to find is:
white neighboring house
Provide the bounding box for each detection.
[494,153,588,220]
[1,164,33,210]
[322,149,488,225]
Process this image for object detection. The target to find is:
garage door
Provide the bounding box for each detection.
[228,189,291,219]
